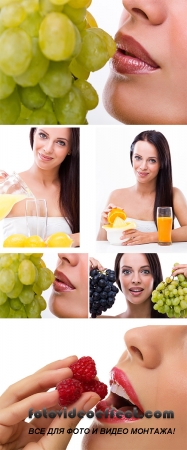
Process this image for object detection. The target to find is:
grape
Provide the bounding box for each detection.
[0,69,16,99]
[0,89,21,124]
[1,3,26,27]
[15,38,49,87]
[0,253,54,318]
[18,84,47,109]
[18,260,36,285]
[89,268,119,318]
[0,1,116,124]
[39,12,76,61]
[54,86,87,124]
[0,28,32,77]
[74,79,98,110]
[39,61,72,98]
[152,263,187,318]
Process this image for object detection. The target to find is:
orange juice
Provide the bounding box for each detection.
[0,194,27,220]
[157,217,172,244]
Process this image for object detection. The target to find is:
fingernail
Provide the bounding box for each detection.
[83,395,100,413]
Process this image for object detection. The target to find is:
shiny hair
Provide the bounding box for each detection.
[114,253,166,318]
[29,127,79,234]
[130,130,174,228]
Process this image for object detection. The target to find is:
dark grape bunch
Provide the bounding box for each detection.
[89,268,119,318]
[152,265,187,318]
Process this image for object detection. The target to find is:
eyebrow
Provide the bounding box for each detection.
[38,129,69,142]
[121,265,151,269]
[134,153,158,159]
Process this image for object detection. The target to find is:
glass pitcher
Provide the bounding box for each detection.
[0,171,34,219]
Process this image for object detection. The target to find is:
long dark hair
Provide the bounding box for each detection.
[130,130,174,229]
[29,127,79,233]
[114,253,166,318]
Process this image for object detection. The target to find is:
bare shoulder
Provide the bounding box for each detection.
[108,187,132,203]
[173,187,187,203]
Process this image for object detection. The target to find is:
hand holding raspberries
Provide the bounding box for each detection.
[56,356,107,407]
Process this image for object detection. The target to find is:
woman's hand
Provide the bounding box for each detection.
[172,264,187,278]
[89,257,105,271]
[120,229,158,245]
[70,232,80,247]
[100,203,125,225]
[0,357,100,450]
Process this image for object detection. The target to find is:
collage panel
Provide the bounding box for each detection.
[89,253,187,319]
[0,319,186,449]
[0,125,80,248]
[0,252,89,319]
[95,125,187,252]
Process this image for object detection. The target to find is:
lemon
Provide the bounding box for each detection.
[25,235,46,247]
[3,234,27,247]
[46,232,73,247]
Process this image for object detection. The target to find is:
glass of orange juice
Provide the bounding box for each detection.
[157,207,172,245]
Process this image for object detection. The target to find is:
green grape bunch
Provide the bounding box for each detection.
[0,253,54,318]
[152,263,187,318]
[0,0,116,124]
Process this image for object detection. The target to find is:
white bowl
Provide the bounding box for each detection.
[102,226,129,245]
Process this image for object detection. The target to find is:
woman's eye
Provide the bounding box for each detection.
[39,132,47,139]
[141,270,150,275]
[134,155,141,160]
[149,159,156,163]
[57,140,66,146]
[122,270,131,275]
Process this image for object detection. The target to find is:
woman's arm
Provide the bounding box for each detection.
[97,191,126,241]
[172,187,187,242]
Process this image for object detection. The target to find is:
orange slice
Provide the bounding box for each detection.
[108,208,126,224]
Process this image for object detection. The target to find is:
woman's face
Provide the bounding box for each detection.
[49,253,88,318]
[33,127,71,170]
[132,140,160,183]
[118,254,154,305]
[103,0,187,124]
[83,325,187,450]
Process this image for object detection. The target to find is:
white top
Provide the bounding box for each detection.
[1,217,72,240]
[126,217,157,232]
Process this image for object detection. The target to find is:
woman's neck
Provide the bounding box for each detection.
[133,179,157,196]
[27,163,59,186]
[124,298,152,318]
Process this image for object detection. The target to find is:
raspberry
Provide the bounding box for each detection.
[70,356,97,382]
[81,380,108,400]
[56,378,83,407]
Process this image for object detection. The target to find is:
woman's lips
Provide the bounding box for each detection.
[39,152,53,162]
[111,33,160,75]
[129,288,144,297]
[53,269,75,293]
[95,367,143,424]
[137,171,149,177]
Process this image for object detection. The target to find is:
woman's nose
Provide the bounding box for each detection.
[123,326,165,369]
[57,253,78,266]
[131,271,141,283]
[122,0,167,26]
[139,159,148,170]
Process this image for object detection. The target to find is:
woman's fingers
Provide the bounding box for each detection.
[172,264,187,277]
[0,366,73,409]
[89,257,105,271]
[39,392,100,450]
[0,390,59,426]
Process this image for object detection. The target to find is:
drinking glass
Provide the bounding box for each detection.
[157,207,172,246]
[26,199,47,240]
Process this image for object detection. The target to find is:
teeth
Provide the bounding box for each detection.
[110,382,134,404]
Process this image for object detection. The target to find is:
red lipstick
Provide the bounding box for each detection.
[112,34,159,75]
[95,367,144,424]
[53,269,75,293]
